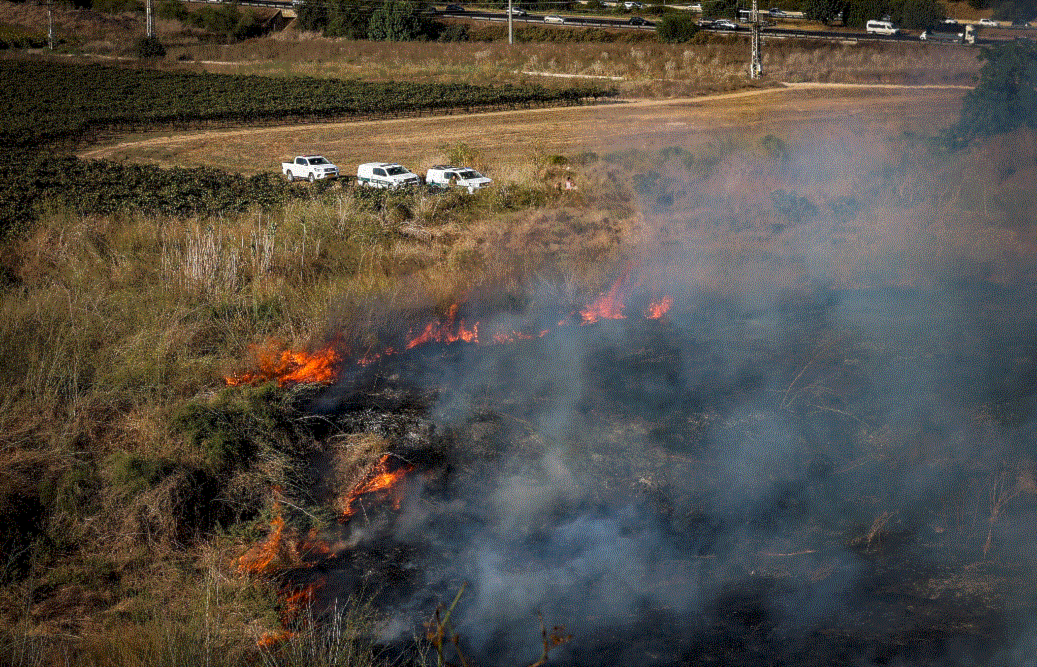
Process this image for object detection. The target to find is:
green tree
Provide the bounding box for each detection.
[992,0,1036,23]
[841,0,886,28]
[804,0,847,24]
[295,0,329,31]
[950,41,1037,144]
[326,0,369,38]
[894,0,945,28]
[156,0,189,21]
[702,0,738,18]
[657,12,701,41]
[367,0,436,40]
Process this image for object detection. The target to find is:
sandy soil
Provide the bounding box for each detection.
[78,83,968,174]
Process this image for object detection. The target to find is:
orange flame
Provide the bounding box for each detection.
[577,270,630,325]
[226,345,340,387]
[236,515,292,576]
[405,304,480,350]
[340,454,415,519]
[281,582,322,623]
[646,296,673,319]
[258,630,292,648]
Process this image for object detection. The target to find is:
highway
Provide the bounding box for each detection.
[225,0,1016,46]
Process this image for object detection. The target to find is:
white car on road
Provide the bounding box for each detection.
[978,17,999,26]
[544,14,565,23]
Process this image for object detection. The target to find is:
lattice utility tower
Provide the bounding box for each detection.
[145,0,154,37]
[749,0,762,79]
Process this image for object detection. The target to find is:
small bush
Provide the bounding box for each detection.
[770,188,818,223]
[135,35,166,58]
[107,452,178,496]
[173,384,294,474]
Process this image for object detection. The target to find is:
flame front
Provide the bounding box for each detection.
[340,454,415,519]
[405,304,480,350]
[646,295,673,319]
[226,345,340,387]
[226,274,673,388]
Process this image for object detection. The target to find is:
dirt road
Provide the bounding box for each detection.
[78,83,967,174]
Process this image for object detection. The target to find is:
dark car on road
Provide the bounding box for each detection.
[628,16,653,25]
[444,3,464,11]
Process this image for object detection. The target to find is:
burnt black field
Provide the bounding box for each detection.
[290,281,1037,667]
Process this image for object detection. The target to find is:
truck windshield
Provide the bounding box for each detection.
[386,166,409,175]
[458,170,480,179]
[308,158,328,165]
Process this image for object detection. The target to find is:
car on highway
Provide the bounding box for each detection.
[623,1,644,8]
[768,7,788,17]
[697,18,714,26]
[444,3,464,11]
[507,6,528,16]
[690,2,702,10]
[544,14,565,22]
[628,15,653,25]
[978,17,999,26]
[713,18,738,29]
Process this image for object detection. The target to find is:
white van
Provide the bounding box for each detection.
[356,163,421,189]
[866,19,899,35]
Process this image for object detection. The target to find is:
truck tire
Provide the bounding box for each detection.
[285,171,294,182]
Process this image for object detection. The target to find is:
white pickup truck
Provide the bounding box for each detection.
[282,155,340,182]
[425,165,493,194]
[357,162,422,188]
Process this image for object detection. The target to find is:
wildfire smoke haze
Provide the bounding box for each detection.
[221,128,1037,666]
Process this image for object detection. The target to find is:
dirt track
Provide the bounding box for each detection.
[79,83,968,174]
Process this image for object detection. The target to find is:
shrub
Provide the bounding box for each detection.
[107,452,178,496]
[173,384,294,474]
[657,12,701,42]
[770,188,818,223]
[135,35,166,58]
[949,41,1037,145]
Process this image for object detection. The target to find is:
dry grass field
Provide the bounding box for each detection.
[80,83,967,176]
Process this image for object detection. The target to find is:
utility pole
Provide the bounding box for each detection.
[145,0,154,37]
[749,0,762,79]
[508,0,514,44]
[47,0,54,49]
